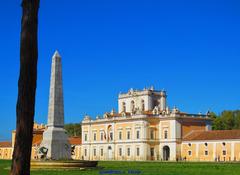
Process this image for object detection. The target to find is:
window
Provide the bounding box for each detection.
[223,150,226,156]
[136,130,140,139]
[131,101,135,112]
[84,134,88,141]
[84,149,87,156]
[122,102,126,112]
[110,132,113,141]
[119,148,122,156]
[205,150,208,156]
[127,131,131,140]
[93,133,96,141]
[137,148,140,156]
[127,148,131,156]
[150,148,154,157]
[101,132,104,141]
[100,148,103,156]
[154,100,158,107]
[141,100,145,111]
[150,130,154,139]
[93,149,96,156]
[164,130,168,139]
[119,131,122,140]
[188,151,192,156]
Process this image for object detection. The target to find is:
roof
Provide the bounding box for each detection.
[69,136,81,145]
[183,130,240,141]
[32,134,43,146]
[0,141,12,148]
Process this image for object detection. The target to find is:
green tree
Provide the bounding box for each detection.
[233,110,240,129]
[209,112,219,130]
[221,111,235,130]
[210,110,240,130]
[213,117,224,130]
[64,123,82,137]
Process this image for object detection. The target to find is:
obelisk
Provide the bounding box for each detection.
[40,51,71,160]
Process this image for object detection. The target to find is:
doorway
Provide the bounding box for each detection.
[163,146,170,161]
[108,146,113,160]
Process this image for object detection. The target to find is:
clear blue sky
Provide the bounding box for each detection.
[0,0,240,141]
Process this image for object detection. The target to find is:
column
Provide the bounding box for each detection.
[231,142,235,161]
[213,143,216,161]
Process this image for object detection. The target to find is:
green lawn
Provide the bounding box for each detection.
[1,160,240,175]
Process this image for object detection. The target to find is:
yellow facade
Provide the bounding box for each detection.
[0,123,82,160]
[0,147,12,160]
[181,141,240,162]
[234,143,240,161]
[81,111,213,161]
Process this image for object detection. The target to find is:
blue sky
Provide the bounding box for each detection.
[0,0,240,140]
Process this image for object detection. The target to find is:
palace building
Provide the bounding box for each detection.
[1,87,240,161]
[81,87,240,161]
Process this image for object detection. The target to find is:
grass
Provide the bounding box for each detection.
[1,160,240,175]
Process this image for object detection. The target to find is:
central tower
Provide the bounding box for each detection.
[40,51,71,160]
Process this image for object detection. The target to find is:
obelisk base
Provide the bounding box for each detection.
[41,127,71,160]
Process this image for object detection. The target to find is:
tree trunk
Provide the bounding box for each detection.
[10,0,40,175]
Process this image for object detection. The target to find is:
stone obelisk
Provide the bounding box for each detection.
[40,51,71,160]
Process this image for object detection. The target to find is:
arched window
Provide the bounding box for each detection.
[188,150,192,156]
[93,133,96,141]
[205,150,208,155]
[131,100,135,112]
[119,148,122,156]
[84,149,87,156]
[137,147,140,156]
[136,130,140,139]
[100,148,103,156]
[119,131,122,140]
[127,131,131,139]
[122,102,126,112]
[164,130,168,139]
[109,132,113,141]
[141,100,145,111]
[222,142,226,156]
[107,125,113,141]
[127,148,131,156]
[150,130,154,139]
[84,133,88,141]
[93,148,96,156]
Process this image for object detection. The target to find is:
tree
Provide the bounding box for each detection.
[233,110,240,129]
[64,123,82,137]
[210,110,240,130]
[213,117,224,130]
[209,112,219,130]
[11,0,40,175]
[221,111,235,130]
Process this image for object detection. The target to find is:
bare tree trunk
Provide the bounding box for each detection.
[11,0,40,175]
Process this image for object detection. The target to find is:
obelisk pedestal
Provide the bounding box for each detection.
[40,51,71,160]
